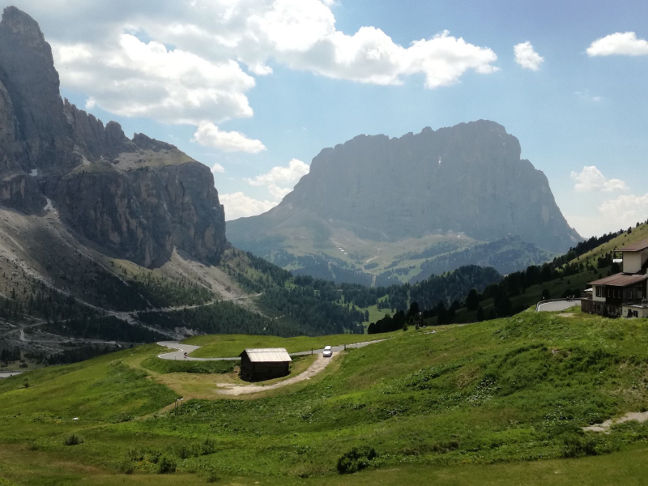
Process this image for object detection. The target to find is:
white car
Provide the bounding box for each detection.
[322,345,333,357]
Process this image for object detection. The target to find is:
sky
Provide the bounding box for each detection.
[8,0,648,237]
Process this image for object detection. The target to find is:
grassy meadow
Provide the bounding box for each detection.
[2,310,648,484]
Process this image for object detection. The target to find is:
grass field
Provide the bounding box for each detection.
[3,311,648,484]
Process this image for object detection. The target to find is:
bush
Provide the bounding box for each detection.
[201,439,216,455]
[118,460,134,474]
[157,455,176,474]
[562,433,597,458]
[64,434,83,446]
[336,446,377,474]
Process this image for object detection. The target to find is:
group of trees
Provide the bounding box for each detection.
[365,228,632,333]
[368,302,421,334]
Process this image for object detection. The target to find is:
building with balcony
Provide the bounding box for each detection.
[582,239,648,318]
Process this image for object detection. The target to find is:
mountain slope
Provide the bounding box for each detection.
[228,121,580,284]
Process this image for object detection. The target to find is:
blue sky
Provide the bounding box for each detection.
[10,0,648,236]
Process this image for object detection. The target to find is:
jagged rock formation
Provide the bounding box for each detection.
[228,121,581,284]
[0,6,226,267]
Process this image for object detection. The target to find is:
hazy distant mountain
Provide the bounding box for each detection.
[227,120,581,284]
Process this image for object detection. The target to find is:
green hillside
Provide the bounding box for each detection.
[413,224,644,326]
[2,309,648,484]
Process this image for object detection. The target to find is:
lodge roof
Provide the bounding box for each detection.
[241,348,292,363]
[617,239,648,252]
[589,273,648,287]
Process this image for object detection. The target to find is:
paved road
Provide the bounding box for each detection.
[0,371,22,379]
[156,338,387,361]
[157,341,239,361]
[536,299,581,312]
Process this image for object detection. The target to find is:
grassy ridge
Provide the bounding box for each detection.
[2,312,648,483]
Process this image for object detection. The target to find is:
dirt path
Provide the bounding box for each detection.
[583,411,648,433]
[215,353,338,395]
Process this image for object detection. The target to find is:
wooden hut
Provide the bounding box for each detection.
[239,348,292,381]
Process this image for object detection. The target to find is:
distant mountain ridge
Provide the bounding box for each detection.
[228,121,581,284]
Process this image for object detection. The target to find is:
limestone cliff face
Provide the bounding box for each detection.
[52,162,226,267]
[0,7,227,267]
[280,120,580,252]
[0,6,73,172]
[228,121,581,283]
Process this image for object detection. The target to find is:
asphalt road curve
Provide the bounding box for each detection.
[536,299,582,312]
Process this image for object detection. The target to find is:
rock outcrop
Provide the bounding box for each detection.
[228,121,581,283]
[0,6,227,267]
[285,120,578,251]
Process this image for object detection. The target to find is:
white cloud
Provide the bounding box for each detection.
[246,158,309,199]
[192,122,266,153]
[513,41,543,71]
[574,90,602,103]
[16,0,498,154]
[598,193,648,229]
[211,162,225,174]
[220,191,276,220]
[587,32,648,57]
[54,34,255,125]
[570,165,628,193]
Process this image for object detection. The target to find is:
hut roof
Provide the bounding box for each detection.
[589,273,648,287]
[241,348,292,363]
[617,239,648,252]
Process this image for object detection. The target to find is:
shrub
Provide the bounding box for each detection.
[562,433,597,458]
[201,439,216,455]
[336,446,377,474]
[127,448,144,462]
[177,445,192,459]
[64,434,83,446]
[206,468,220,483]
[157,455,176,474]
[118,460,134,474]
[146,449,161,464]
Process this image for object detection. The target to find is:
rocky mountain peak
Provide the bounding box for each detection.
[228,121,581,284]
[0,6,46,47]
[0,6,228,268]
[0,6,72,172]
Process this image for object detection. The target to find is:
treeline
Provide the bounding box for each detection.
[463,229,627,320]
[138,301,305,337]
[366,228,632,333]
[0,346,20,363]
[367,265,502,333]
[259,283,365,336]
[229,248,508,336]
[45,316,166,342]
[368,303,421,334]
[0,281,101,324]
[25,343,122,365]
[224,251,368,334]
[129,273,213,308]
